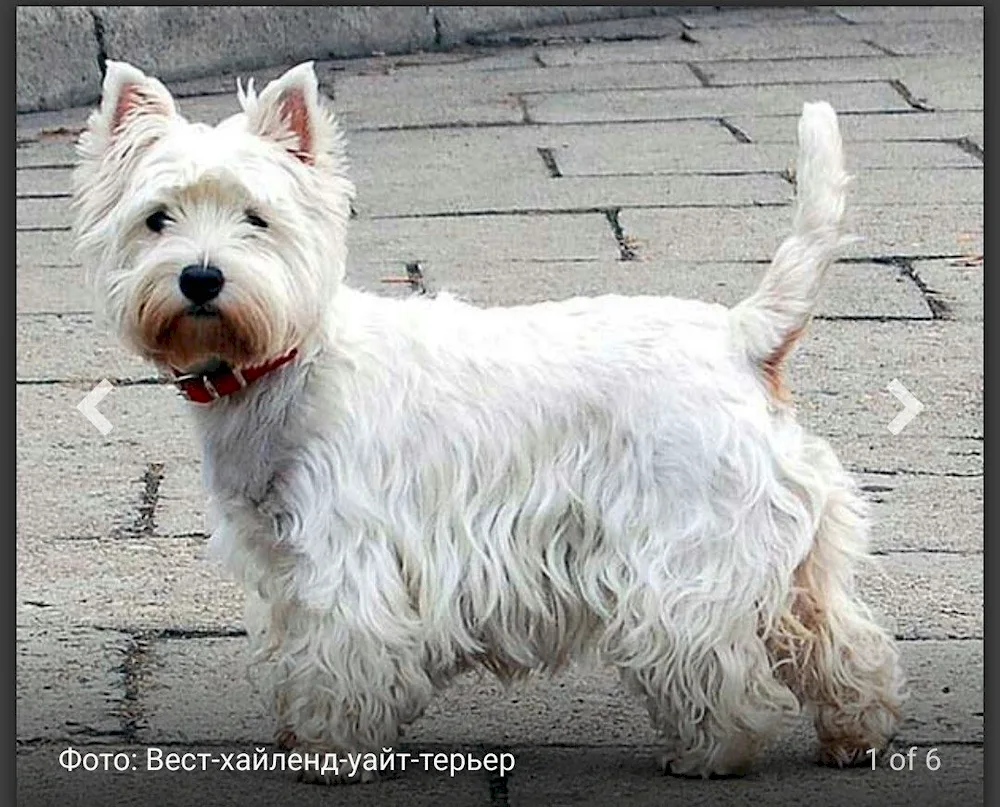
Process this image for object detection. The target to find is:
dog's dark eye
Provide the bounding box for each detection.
[245,212,268,229]
[145,210,172,233]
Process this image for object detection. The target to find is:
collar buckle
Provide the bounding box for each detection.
[170,349,298,404]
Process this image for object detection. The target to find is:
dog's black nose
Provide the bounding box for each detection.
[179,264,225,305]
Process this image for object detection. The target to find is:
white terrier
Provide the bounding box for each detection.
[74,61,905,782]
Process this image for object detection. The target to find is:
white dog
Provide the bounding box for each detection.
[74,60,905,782]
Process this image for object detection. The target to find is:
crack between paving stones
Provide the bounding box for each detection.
[603,208,637,261]
[852,467,982,479]
[863,38,900,57]
[17,192,70,200]
[563,169,785,178]
[515,77,903,96]
[116,635,151,744]
[840,252,970,264]
[831,9,858,24]
[947,136,984,162]
[145,627,248,640]
[488,770,511,806]
[513,94,533,125]
[873,256,952,319]
[718,117,753,143]
[813,314,933,322]
[888,78,935,112]
[870,548,983,557]
[686,62,712,87]
[17,376,166,387]
[16,162,79,171]
[405,262,430,295]
[114,463,165,539]
[535,147,562,178]
[89,9,109,77]
[431,10,443,48]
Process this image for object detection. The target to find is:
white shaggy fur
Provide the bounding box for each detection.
[74,61,906,782]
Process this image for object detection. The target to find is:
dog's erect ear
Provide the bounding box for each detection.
[73,61,178,220]
[89,61,177,142]
[241,62,332,165]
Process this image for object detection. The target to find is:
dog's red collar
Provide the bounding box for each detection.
[171,350,299,404]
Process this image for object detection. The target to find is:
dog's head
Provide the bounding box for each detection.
[73,61,355,372]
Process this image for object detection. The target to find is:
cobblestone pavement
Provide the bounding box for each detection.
[16,7,982,806]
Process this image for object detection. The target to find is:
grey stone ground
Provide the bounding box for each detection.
[15,7,983,807]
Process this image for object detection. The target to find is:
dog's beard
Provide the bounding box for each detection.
[128,281,288,371]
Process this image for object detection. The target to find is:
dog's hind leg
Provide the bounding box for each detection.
[766,443,906,767]
[608,580,801,778]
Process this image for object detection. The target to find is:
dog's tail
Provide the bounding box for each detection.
[729,102,850,399]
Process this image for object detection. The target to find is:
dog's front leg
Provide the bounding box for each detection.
[259,594,435,785]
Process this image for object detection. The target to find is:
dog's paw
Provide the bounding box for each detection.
[659,752,750,780]
[298,767,382,786]
[818,738,894,769]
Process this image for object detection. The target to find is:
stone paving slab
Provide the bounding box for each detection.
[17,264,92,314]
[16,138,81,169]
[17,535,243,632]
[18,197,71,230]
[861,20,984,58]
[16,624,130,743]
[913,260,983,322]
[732,111,984,145]
[17,314,149,381]
[858,553,982,640]
[835,434,982,478]
[333,59,703,103]
[17,229,79,266]
[787,320,983,440]
[17,384,192,541]
[363,259,926,319]
[695,55,982,96]
[554,141,980,176]
[137,637,981,747]
[349,212,620,266]
[527,82,910,125]
[846,168,981,206]
[341,174,789,219]
[156,460,206,538]
[620,204,983,262]
[16,166,75,195]
[863,474,983,555]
